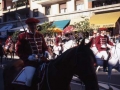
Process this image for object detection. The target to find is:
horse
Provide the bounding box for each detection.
[3,41,16,60]
[3,39,99,90]
[91,43,120,89]
[0,43,5,68]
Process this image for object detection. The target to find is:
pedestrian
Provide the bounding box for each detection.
[13,18,49,88]
[95,28,114,72]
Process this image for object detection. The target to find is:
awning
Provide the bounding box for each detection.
[10,25,28,31]
[0,24,13,32]
[52,20,70,30]
[48,28,62,32]
[63,25,74,34]
[89,12,120,28]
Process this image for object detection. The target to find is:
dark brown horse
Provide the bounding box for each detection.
[0,44,5,67]
[3,39,99,90]
[3,42,15,60]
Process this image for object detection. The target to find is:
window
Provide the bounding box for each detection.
[59,3,66,13]
[45,6,51,15]
[76,4,84,11]
[33,9,38,17]
[75,0,84,11]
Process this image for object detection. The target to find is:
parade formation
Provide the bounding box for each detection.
[0,17,119,90]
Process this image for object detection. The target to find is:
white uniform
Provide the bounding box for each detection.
[63,40,76,53]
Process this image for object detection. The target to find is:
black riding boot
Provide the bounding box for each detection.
[103,60,108,72]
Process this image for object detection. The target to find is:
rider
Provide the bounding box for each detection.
[14,18,49,87]
[95,28,114,72]
[5,36,12,50]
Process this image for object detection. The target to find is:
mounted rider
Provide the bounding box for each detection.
[5,36,12,50]
[13,18,49,87]
[95,28,114,72]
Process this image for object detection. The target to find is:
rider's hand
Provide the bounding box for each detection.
[28,54,37,61]
[44,51,49,58]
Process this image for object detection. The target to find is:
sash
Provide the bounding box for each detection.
[12,66,36,87]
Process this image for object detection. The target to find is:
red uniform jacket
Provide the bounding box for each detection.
[95,35,114,52]
[90,37,97,47]
[16,31,48,67]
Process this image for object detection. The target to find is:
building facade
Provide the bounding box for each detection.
[0,0,120,34]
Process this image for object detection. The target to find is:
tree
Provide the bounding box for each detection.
[11,31,20,43]
[37,21,56,34]
[11,22,56,42]
[72,17,91,33]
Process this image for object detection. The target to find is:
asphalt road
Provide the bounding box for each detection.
[71,70,120,90]
[0,56,120,90]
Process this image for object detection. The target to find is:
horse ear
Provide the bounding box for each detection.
[80,38,85,47]
[86,39,92,48]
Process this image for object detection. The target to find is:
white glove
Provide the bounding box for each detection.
[28,54,37,61]
[44,51,49,58]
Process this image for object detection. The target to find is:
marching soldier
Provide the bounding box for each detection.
[90,30,98,55]
[13,18,49,87]
[95,28,114,72]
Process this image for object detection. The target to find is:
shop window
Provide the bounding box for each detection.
[33,9,38,17]
[59,3,66,13]
[45,6,51,15]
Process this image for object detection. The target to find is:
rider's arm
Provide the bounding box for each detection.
[16,33,30,60]
[95,36,101,52]
[106,36,114,46]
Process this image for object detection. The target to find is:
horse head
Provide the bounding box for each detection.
[51,38,99,90]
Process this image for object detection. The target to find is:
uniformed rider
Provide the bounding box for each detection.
[14,18,49,87]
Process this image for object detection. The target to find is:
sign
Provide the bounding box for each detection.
[91,24,115,28]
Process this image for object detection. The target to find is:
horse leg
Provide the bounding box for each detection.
[13,52,14,59]
[107,64,112,89]
[0,56,2,67]
[96,66,100,72]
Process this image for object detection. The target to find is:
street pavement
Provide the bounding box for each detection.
[0,56,120,90]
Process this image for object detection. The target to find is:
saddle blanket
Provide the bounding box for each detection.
[12,66,36,87]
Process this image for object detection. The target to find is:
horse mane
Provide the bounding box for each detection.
[53,46,77,64]
[52,39,96,70]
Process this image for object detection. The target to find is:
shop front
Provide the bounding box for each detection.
[89,11,120,36]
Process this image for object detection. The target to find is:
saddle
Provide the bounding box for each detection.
[33,62,49,86]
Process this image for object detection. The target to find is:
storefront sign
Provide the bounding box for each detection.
[95,24,115,28]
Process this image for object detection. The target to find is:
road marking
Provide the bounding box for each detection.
[99,83,120,90]
[71,81,120,90]
[72,76,120,87]
[98,81,120,87]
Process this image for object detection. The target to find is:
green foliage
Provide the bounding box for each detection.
[37,21,56,35]
[11,31,20,43]
[72,17,91,32]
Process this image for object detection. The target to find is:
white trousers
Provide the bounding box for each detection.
[96,51,108,60]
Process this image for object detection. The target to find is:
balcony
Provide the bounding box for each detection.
[3,0,29,13]
[3,5,30,13]
[34,0,67,5]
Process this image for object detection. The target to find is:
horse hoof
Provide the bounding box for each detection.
[103,69,108,72]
